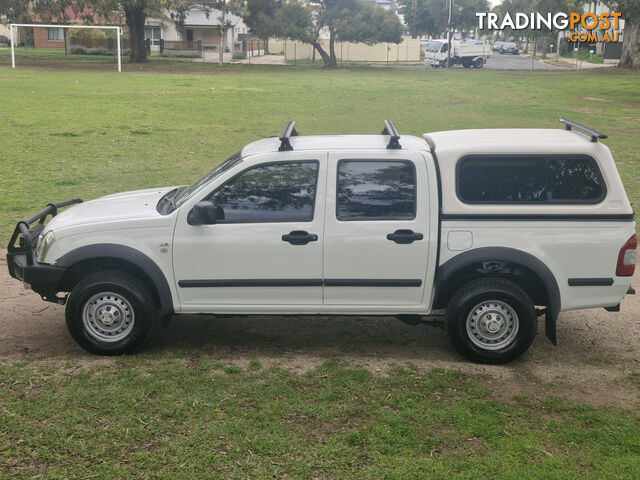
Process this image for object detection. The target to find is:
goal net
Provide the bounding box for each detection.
[9,24,124,72]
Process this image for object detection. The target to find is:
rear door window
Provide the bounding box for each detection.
[336,160,416,220]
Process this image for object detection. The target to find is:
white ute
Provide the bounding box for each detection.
[7,120,636,363]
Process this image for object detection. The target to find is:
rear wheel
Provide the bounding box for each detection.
[446,278,537,364]
[473,57,484,68]
[66,270,156,355]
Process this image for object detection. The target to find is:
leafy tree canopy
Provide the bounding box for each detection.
[243,0,403,68]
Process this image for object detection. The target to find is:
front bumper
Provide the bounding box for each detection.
[7,199,81,299]
[7,252,66,295]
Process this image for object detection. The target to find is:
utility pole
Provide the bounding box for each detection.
[446,0,452,68]
[218,0,226,66]
[412,0,417,39]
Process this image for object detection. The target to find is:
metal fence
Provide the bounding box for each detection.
[162,40,201,51]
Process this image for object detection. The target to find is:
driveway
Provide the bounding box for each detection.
[1,249,638,408]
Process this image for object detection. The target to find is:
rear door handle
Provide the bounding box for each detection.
[387,229,424,244]
[282,230,318,245]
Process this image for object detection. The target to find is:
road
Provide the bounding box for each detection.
[484,52,570,70]
[374,52,572,71]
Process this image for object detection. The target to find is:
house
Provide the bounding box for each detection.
[0,22,21,44]
[145,4,249,54]
[30,7,123,49]
[557,1,624,61]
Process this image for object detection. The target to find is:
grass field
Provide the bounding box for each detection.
[1,61,639,240]
[1,61,640,478]
[2,359,639,479]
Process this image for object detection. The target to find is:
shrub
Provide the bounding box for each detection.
[160,51,201,58]
[69,28,107,41]
[232,52,246,60]
[70,46,130,56]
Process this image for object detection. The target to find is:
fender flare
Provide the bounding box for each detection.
[435,247,560,343]
[56,243,174,317]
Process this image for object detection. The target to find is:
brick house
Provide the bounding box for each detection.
[32,7,123,49]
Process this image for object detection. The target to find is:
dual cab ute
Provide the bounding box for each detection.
[7,120,636,363]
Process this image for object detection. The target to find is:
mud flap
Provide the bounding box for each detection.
[545,311,557,345]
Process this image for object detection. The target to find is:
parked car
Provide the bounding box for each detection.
[492,41,504,52]
[500,41,519,54]
[7,120,636,364]
[424,39,491,68]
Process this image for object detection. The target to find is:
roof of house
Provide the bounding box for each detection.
[165,4,243,27]
[32,6,121,24]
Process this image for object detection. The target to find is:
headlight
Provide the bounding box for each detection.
[37,231,55,263]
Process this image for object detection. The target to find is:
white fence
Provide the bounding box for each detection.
[271,36,421,63]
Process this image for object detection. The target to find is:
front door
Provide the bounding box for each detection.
[323,151,431,306]
[172,152,326,311]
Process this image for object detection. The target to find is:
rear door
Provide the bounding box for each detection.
[323,151,431,306]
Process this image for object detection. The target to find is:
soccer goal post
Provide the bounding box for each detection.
[10,24,124,72]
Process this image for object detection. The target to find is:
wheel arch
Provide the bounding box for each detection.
[433,247,560,321]
[56,244,174,317]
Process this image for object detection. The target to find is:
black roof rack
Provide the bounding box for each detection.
[278,121,299,151]
[381,120,402,149]
[560,118,607,143]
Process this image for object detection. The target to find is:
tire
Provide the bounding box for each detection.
[66,270,157,355]
[446,278,537,364]
[473,58,484,68]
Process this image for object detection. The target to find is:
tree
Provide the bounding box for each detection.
[397,0,490,38]
[243,0,403,68]
[606,0,640,69]
[86,0,186,63]
[0,0,31,24]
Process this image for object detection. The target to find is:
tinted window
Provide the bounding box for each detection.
[457,155,606,204]
[337,160,416,220]
[208,161,318,222]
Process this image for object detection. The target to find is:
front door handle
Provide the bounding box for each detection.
[282,230,318,245]
[387,229,424,244]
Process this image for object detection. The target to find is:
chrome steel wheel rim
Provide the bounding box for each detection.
[466,300,519,350]
[82,292,135,343]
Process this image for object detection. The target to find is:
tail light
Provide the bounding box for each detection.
[616,234,637,277]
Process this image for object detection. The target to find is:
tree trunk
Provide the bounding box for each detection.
[327,27,337,69]
[619,16,640,69]
[123,1,147,63]
[219,27,224,66]
[219,3,225,67]
[311,40,331,66]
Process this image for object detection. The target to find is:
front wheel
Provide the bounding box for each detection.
[446,278,537,364]
[66,270,156,355]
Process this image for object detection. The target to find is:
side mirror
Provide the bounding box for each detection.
[188,201,224,225]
